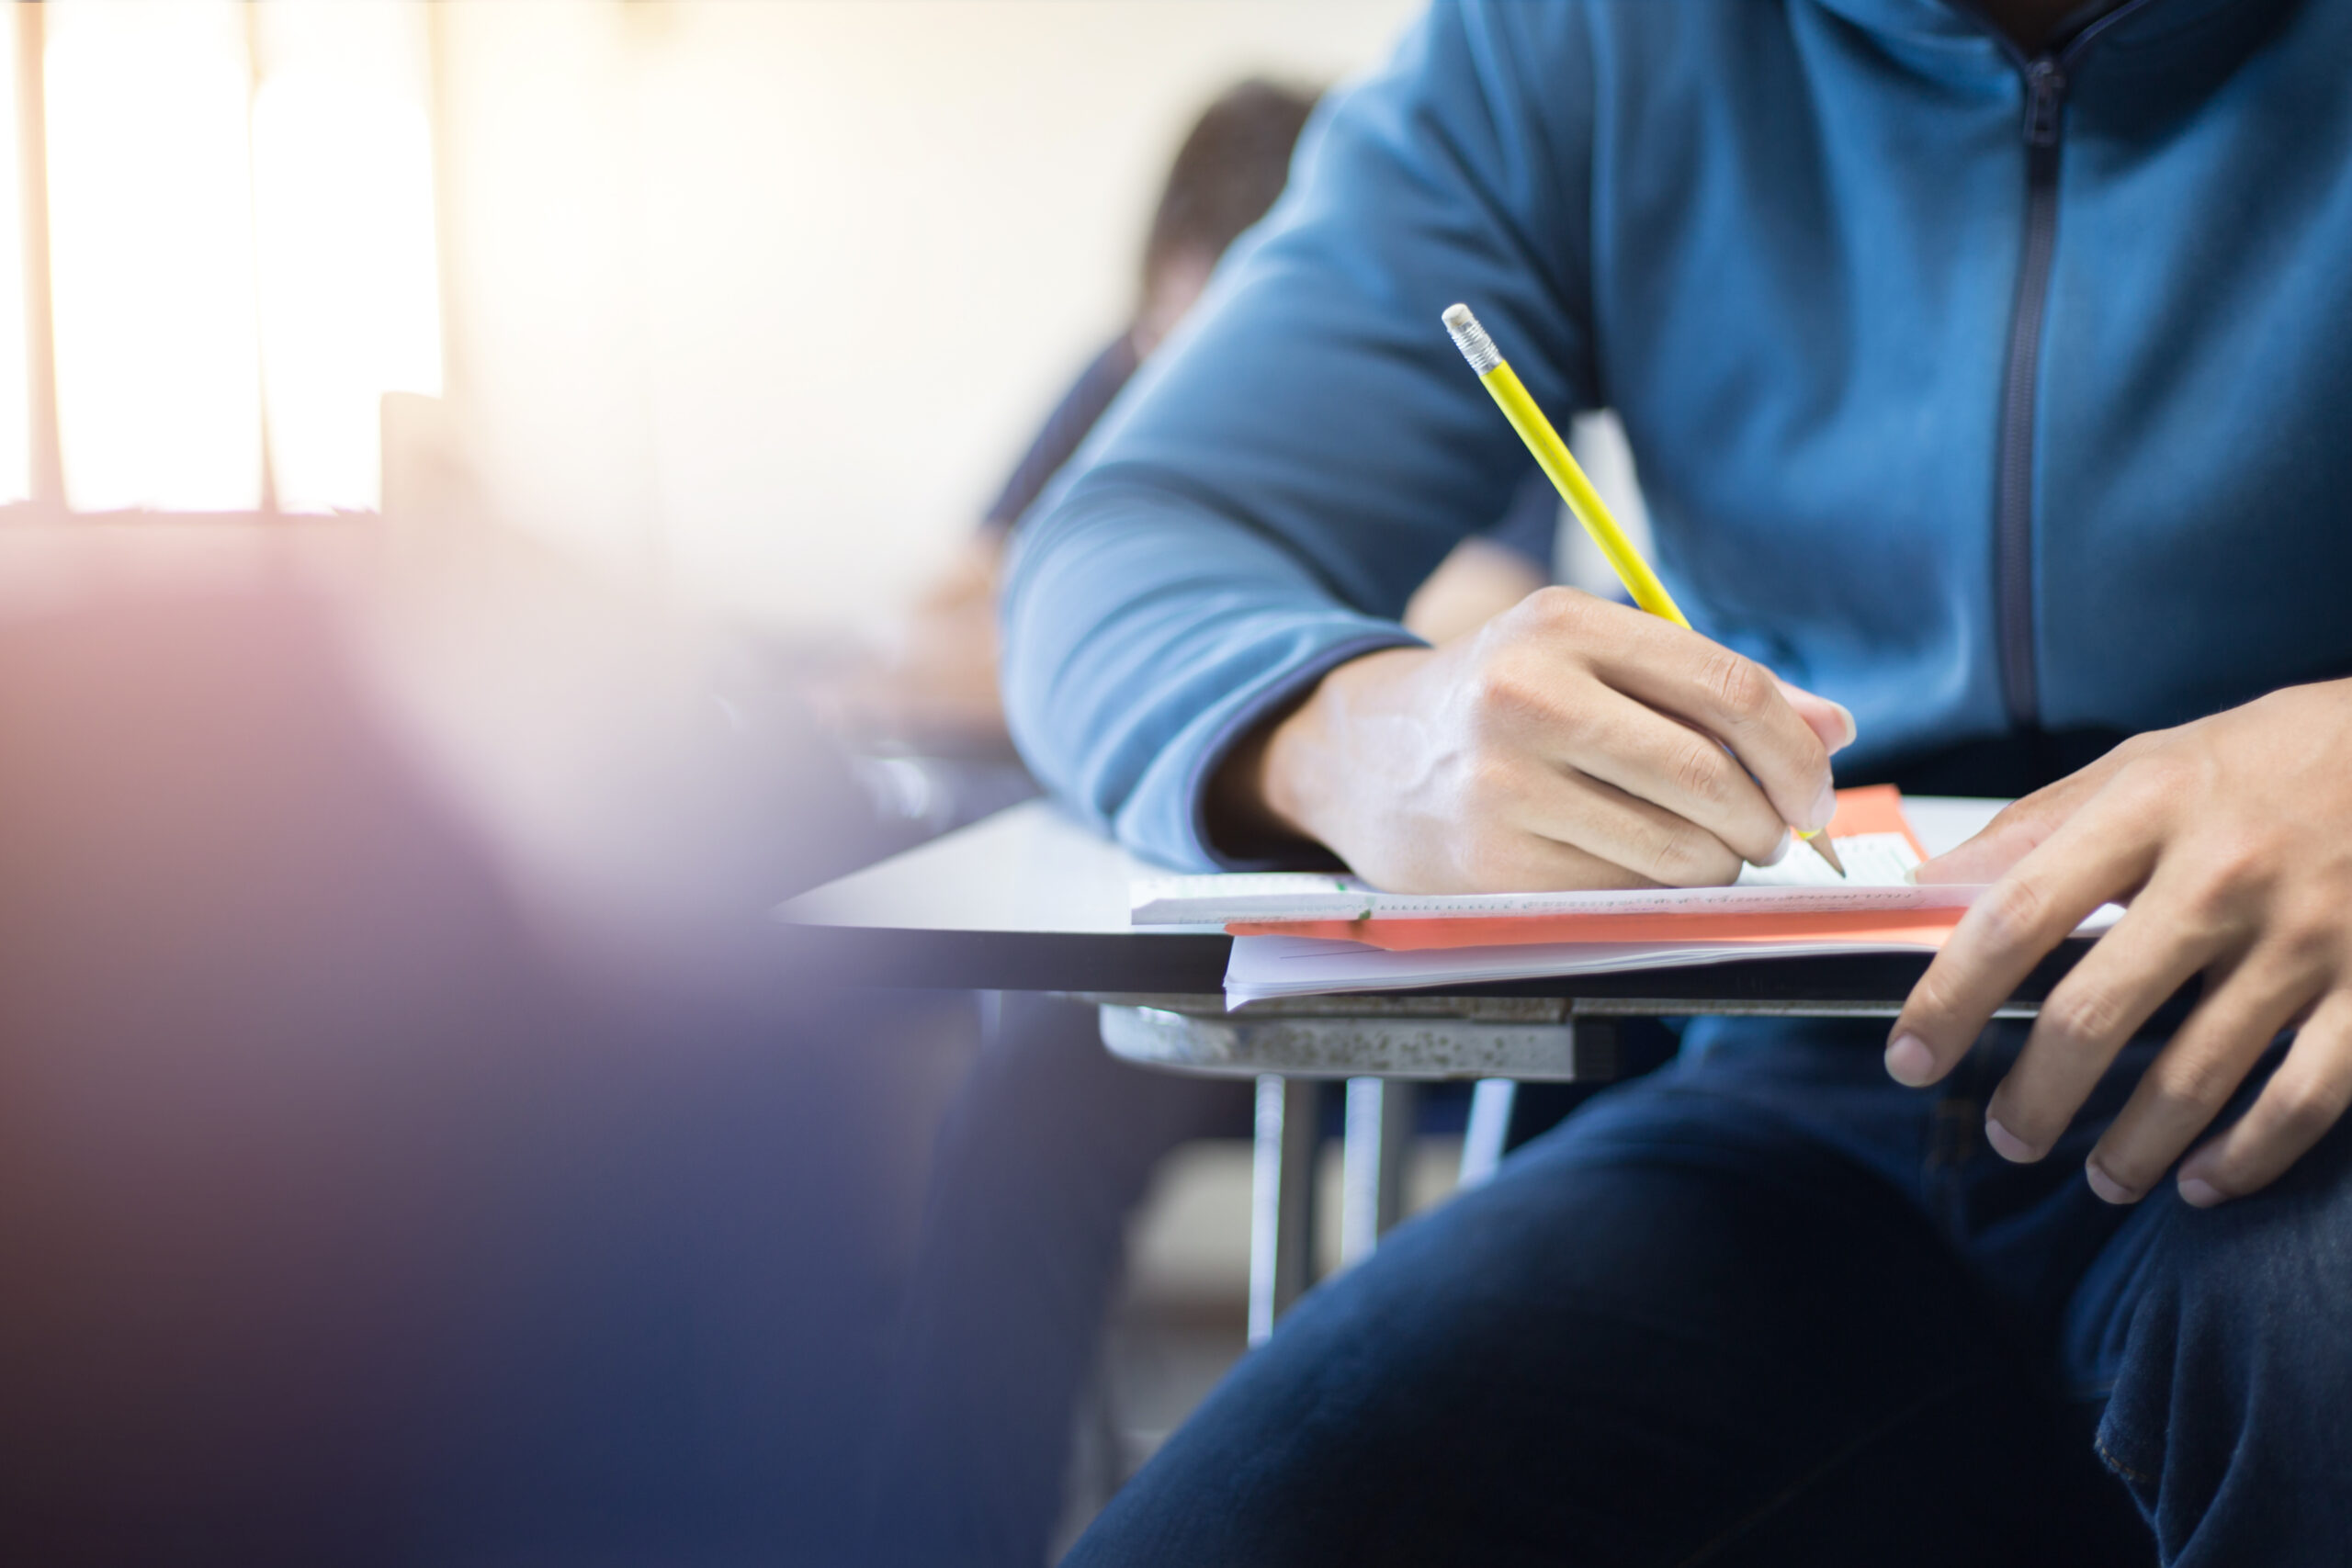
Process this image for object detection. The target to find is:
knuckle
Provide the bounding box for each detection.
[1462,664,1511,714]
[2041,983,2129,1051]
[1526,586,1589,636]
[1905,966,1966,1031]
[2266,1075,2342,1145]
[2146,1052,2237,1119]
[1698,649,1772,724]
[2095,775,2177,846]
[2104,760,2177,818]
[2195,835,2274,902]
[1668,735,1731,809]
[1640,822,1736,887]
[2266,909,2340,976]
[2110,731,2176,776]
[1984,792,2037,830]
[1975,877,2052,952]
[1463,665,1543,730]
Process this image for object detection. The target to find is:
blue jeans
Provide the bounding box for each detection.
[1067,1020,2350,1566]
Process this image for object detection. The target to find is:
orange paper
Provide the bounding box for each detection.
[1227,785,1958,953]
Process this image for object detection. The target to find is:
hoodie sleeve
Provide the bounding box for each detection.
[1001,0,1600,869]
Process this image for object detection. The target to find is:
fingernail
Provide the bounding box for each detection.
[2178,1176,2225,1208]
[1826,700,1858,751]
[1884,1033,1937,1086]
[1759,829,1792,867]
[1808,782,1838,835]
[2084,1160,2138,1205]
[1984,1115,2039,1163]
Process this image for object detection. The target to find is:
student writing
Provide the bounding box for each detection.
[1003,1,2352,1561]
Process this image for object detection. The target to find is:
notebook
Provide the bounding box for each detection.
[1124,787,2118,1006]
[1135,786,1970,940]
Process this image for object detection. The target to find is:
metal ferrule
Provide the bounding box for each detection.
[1442,305,1502,375]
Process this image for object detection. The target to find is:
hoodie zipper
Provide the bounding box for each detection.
[1984,1,2152,727]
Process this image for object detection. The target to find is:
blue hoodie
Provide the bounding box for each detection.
[1001,0,2352,871]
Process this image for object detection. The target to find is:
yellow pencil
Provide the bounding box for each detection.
[1440,303,1845,877]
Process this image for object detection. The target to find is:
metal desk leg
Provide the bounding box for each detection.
[1340,1077,1415,1266]
[1458,1077,1517,1189]
[1248,1075,1319,1347]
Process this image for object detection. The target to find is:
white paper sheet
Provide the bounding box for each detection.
[1220,906,2125,1007]
[1134,833,1956,926]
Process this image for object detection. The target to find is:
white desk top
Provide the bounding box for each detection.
[1898,796,2007,861]
[779,798,1204,936]
[780,795,2005,937]
[772,794,2035,998]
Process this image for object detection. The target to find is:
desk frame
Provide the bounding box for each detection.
[1083,987,2047,1342]
[777,799,2093,1343]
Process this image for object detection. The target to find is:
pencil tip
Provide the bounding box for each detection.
[1806,832,1847,878]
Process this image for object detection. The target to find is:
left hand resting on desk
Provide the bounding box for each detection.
[1886,679,2352,1208]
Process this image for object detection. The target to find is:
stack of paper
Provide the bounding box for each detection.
[1217,931,1948,1005]
[1129,787,2112,1006]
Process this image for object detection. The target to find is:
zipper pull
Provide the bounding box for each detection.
[2023,58,2067,146]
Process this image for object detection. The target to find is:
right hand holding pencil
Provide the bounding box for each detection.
[1213,586,1854,893]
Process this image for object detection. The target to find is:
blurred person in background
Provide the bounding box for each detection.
[852,79,1563,1568]
[819,77,1557,755]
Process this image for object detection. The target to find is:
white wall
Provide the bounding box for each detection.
[432,0,1424,635]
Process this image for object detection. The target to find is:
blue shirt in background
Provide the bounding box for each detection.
[986,333,1560,565]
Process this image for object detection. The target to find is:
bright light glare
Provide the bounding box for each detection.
[253,71,441,513]
[0,18,30,505]
[45,1,262,513]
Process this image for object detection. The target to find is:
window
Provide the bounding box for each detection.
[10,1,442,518]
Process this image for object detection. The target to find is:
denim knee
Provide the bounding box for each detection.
[2092,1112,2352,1566]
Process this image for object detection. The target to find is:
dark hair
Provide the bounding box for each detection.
[1140,79,1319,293]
